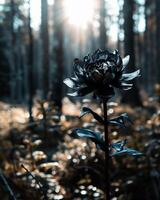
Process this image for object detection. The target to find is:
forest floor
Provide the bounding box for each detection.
[0,96,159,200]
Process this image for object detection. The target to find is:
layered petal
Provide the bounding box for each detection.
[68,86,94,97]
[63,78,77,89]
[122,55,130,71]
[64,49,140,99]
[120,69,140,81]
[120,82,133,90]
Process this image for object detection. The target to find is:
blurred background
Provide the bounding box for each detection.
[0,0,160,110]
[0,0,160,199]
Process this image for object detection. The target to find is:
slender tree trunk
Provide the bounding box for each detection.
[22,44,28,104]
[121,0,142,106]
[144,0,151,93]
[99,0,107,50]
[28,0,34,122]
[52,0,64,111]
[88,22,97,52]
[10,0,16,102]
[117,0,123,53]
[155,0,160,85]
[41,0,50,99]
[16,27,23,103]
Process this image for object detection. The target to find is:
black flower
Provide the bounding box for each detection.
[64,49,140,99]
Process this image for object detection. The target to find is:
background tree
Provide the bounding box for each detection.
[27,0,34,122]
[0,23,10,98]
[99,0,107,50]
[121,0,142,106]
[155,0,160,85]
[41,0,50,99]
[0,0,159,106]
[9,0,16,102]
[52,0,64,111]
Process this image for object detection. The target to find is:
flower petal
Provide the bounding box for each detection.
[122,55,130,70]
[92,49,109,62]
[121,69,140,81]
[68,86,94,97]
[74,59,85,75]
[63,78,77,88]
[67,91,79,97]
[120,82,133,90]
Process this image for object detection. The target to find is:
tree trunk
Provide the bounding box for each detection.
[144,0,152,93]
[99,0,107,50]
[41,0,50,99]
[155,0,160,85]
[52,0,64,111]
[121,0,142,106]
[27,0,34,122]
[117,1,123,53]
[9,0,16,102]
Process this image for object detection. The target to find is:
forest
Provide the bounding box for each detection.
[0,0,160,199]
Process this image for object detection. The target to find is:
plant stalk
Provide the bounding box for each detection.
[103,99,110,200]
[0,169,17,200]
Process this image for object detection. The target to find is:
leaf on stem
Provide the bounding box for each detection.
[73,128,105,151]
[108,113,132,128]
[80,107,104,124]
[112,139,127,151]
[111,140,143,156]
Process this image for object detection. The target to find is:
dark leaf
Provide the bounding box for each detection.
[80,107,104,124]
[112,139,127,151]
[108,113,132,128]
[111,140,143,156]
[111,148,143,156]
[74,128,105,151]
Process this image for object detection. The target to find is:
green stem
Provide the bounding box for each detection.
[103,99,110,200]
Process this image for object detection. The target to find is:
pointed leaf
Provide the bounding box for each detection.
[108,113,132,128]
[74,128,105,151]
[80,107,104,124]
[111,148,143,156]
[125,148,143,156]
[112,140,127,151]
[75,128,102,142]
[111,140,143,156]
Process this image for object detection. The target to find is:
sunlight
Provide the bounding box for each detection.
[64,0,95,28]
[30,0,41,30]
[48,0,54,5]
[0,0,5,4]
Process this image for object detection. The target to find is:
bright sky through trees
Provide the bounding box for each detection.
[0,0,145,40]
[64,0,95,28]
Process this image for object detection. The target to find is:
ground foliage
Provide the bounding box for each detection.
[0,95,159,200]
